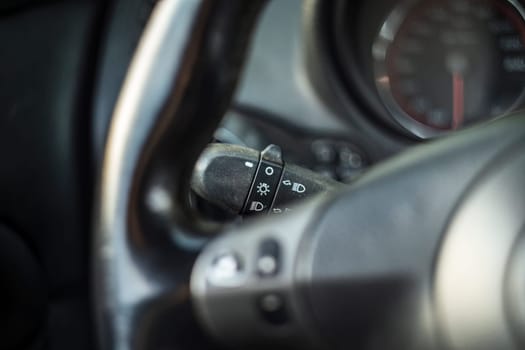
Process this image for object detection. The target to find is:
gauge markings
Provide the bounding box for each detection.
[374,0,525,137]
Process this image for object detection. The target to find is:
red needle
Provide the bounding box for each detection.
[452,72,464,130]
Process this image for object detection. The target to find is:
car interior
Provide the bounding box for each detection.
[2,0,525,349]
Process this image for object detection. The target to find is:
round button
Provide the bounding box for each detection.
[339,146,364,169]
[257,255,277,275]
[260,294,283,313]
[312,140,336,163]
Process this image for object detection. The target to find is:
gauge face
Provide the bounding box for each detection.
[373,0,525,138]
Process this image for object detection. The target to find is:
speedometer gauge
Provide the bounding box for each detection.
[373,0,525,138]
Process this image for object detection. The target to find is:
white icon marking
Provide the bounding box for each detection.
[282,179,292,186]
[292,183,306,193]
[250,201,265,212]
[265,166,274,176]
[272,208,282,214]
[256,182,271,196]
[211,254,240,280]
[208,253,244,287]
[244,161,254,168]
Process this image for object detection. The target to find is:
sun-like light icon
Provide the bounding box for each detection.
[256,182,271,196]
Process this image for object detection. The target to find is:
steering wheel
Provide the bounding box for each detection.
[93,1,525,349]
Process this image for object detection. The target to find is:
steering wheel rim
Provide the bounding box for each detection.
[94,1,266,348]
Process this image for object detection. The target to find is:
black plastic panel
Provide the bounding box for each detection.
[0,1,101,349]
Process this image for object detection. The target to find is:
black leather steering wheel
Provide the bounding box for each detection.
[93,1,525,349]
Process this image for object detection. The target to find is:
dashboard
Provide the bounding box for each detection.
[224,0,525,178]
[92,0,525,181]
